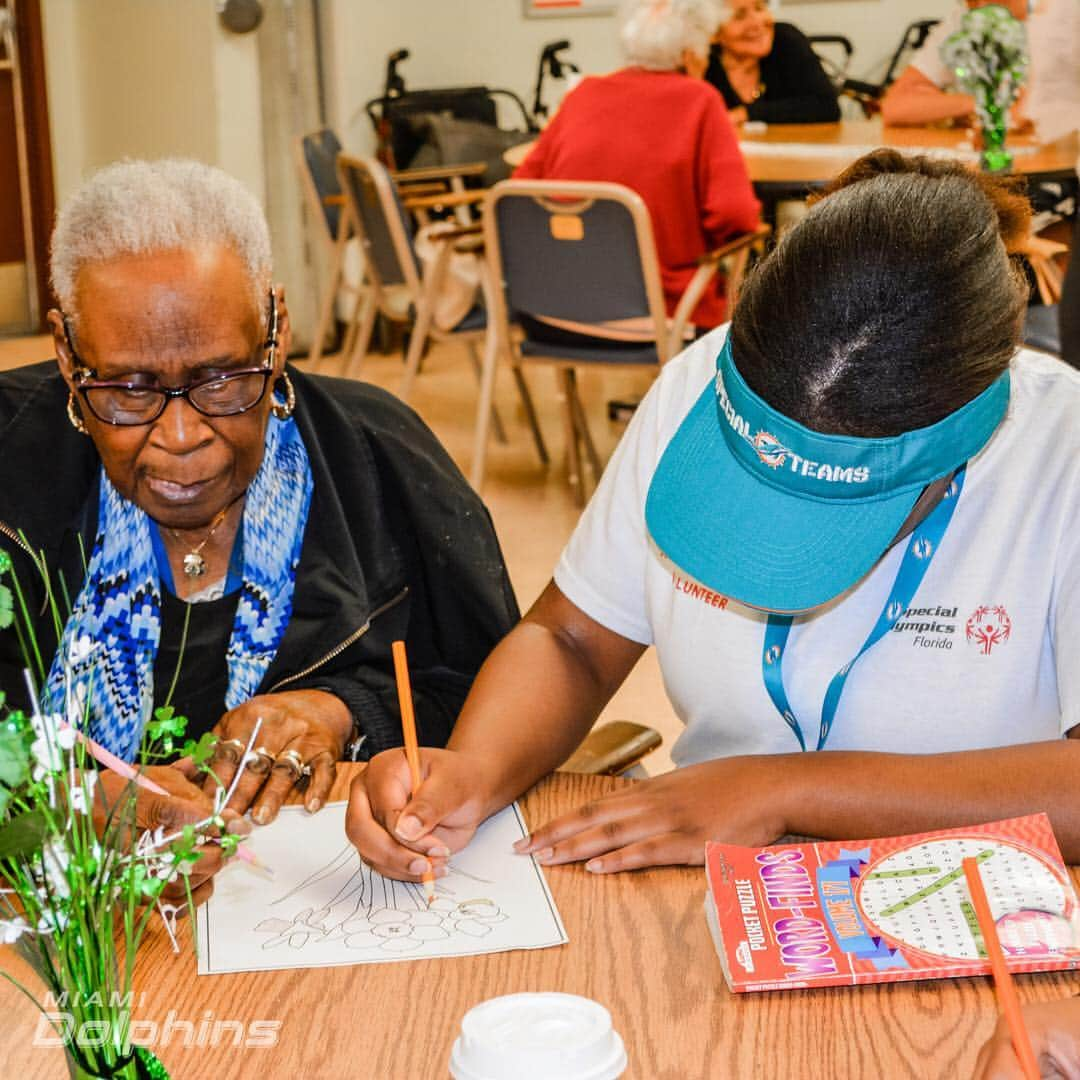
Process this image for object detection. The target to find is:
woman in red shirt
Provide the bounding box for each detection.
[514,0,761,330]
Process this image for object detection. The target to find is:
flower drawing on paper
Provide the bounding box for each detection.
[338,907,452,953]
[254,906,334,950]
[253,858,510,955]
[448,898,509,937]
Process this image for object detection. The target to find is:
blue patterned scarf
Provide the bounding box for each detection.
[46,414,313,761]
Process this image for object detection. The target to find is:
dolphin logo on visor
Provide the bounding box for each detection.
[751,430,790,470]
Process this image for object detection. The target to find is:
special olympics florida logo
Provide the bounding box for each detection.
[965,605,1012,655]
[752,430,789,469]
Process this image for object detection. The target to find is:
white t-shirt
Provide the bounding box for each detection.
[555,327,1080,767]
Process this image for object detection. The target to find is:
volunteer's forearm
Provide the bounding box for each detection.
[448,586,645,814]
[882,86,975,126]
[783,740,1080,858]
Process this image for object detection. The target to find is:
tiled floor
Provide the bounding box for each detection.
[0,331,680,772]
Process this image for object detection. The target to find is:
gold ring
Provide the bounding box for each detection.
[245,746,276,776]
[274,748,309,781]
[215,737,247,764]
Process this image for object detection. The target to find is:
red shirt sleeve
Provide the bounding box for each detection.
[513,103,569,179]
[696,95,761,247]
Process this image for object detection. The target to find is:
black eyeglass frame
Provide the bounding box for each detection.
[63,290,280,427]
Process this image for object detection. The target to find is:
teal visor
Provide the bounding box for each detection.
[645,336,1010,611]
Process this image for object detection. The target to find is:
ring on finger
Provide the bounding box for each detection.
[245,746,276,776]
[274,748,310,781]
[216,737,247,764]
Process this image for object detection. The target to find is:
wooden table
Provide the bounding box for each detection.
[505,119,1079,188]
[739,118,1079,190]
[5,768,1080,1079]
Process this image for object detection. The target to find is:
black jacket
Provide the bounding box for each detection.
[0,362,519,756]
[706,22,841,125]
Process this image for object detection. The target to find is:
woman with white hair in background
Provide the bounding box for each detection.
[0,159,518,901]
[514,0,761,331]
[705,0,841,125]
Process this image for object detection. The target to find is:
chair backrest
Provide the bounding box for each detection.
[483,180,671,359]
[336,154,423,299]
[296,128,344,243]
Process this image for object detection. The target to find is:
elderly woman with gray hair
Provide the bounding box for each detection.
[515,0,761,330]
[0,159,517,897]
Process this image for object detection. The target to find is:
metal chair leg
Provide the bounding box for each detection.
[341,288,378,379]
[567,371,602,479]
[400,300,436,402]
[308,216,349,365]
[469,323,502,492]
[465,339,508,445]
[558,368,585,507]
[510,364,549,466]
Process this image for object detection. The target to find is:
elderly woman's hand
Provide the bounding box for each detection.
[96,762,250,909]
[203,689,351,825]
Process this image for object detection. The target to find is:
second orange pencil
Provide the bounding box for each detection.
[391,639,436,905]
[962,856,1040,1080]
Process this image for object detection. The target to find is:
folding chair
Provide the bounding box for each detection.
[477,179,769,502]
[336,154,548,461]
[296,128,374,365]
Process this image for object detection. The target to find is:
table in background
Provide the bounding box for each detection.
[5,767,1079,1079]
[741,118,1078,199]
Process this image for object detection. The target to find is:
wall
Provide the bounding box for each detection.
[774,0,956,81]
[323,0,959,153]
[40,0,264,209]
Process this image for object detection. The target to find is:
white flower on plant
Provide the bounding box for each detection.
[65,681,90,729]
[40,840,71,899]
[68,769,98,815]
[29,723,76,780]
[0,916,29,944]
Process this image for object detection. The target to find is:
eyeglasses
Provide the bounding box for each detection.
[64,291,279,427]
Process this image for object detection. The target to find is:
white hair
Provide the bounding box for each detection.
[619,0,721,71]
[51,158,272,322]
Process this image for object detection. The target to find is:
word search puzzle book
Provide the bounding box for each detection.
[705,814,1080,993]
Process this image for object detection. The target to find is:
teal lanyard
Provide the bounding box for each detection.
[761,467,965,752]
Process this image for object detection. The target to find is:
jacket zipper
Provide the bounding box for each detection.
[0,517,54,616]
[0,518,37,561]
[268,585,409,692]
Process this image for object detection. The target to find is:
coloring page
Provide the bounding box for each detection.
[197,802,567,975]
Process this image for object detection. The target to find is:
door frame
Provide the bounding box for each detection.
[5,0,54,331]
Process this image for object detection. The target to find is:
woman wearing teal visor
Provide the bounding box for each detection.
[347,150,1080,882]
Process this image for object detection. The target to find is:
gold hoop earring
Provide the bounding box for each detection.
[270,372,296,421]
[67,391,89,435]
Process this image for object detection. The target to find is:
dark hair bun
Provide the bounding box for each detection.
[809,148,1031,252]
[730,149,1030,437]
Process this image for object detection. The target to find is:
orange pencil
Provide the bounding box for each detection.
[391,639,436,906]
[963,857,1040,1080]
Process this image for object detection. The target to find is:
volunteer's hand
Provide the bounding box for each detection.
[972,998,1080,1079]
[345,748,502,882]
[96,762,250,906]
[203,690,350,824]
[514,756,791,874]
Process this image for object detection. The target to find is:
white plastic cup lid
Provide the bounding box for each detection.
[448,992,627,1080]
